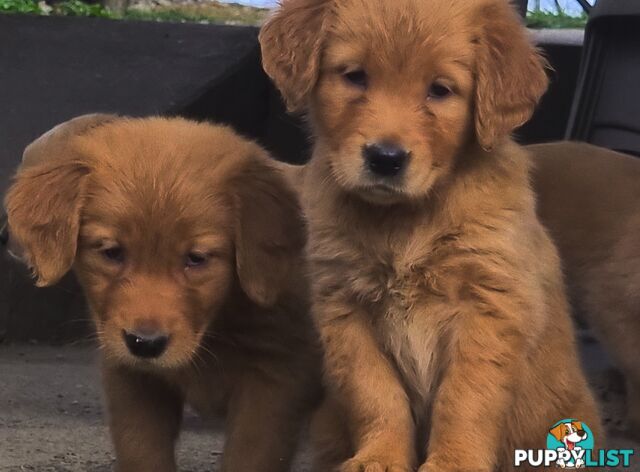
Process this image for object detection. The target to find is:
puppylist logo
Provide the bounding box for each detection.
[514,419,635,468]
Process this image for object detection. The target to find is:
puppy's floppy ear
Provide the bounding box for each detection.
[2,114,113,286]
[232,156,306,307]
[474,1,549,150]
[259,0,331,113]
[5,160,90,287]
[22,113,118,167]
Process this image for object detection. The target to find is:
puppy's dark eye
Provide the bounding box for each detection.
[102,246,125,263]
[186,252,209,268]
[343,69,368,89]
[428,82,453,100]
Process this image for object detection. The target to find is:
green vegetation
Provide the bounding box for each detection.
[125,3,268,25]
[0,0,45,14]
[526,10,588,29]
[1,0,587,28]
[0,0,269,25]
[1,0,111,17]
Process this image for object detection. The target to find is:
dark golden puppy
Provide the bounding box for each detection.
[531,141,640,438]
[4,115,320,472]
[261,1,602,471]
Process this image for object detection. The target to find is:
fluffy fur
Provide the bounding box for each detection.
[260,1,602,471]
[4,115,320,472]
[531,141,640,438]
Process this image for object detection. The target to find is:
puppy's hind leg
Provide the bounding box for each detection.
[626,372,640,439]
[585,293,640,439]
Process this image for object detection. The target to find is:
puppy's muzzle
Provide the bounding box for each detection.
[363,142,410,177]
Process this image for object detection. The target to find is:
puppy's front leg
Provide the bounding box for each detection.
[103,365,183,472]
[419,306,523,472]
[318,303,416,472]
[221,375,303,472]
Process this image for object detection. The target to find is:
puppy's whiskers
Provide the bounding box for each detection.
[197,344,220,367]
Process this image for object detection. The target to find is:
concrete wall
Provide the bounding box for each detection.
[0,17,583,342]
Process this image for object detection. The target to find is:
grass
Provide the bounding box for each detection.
[1,0,111,17]
[0,0,269,25]
[125,3,269,25]
[526,10,588,29]
[1,0,45,14]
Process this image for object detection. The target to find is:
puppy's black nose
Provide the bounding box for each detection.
[123,329,169,359]
[363,142,409,177]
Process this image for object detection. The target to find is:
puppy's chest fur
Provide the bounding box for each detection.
[312,222,455,405]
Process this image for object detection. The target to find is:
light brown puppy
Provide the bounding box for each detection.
[260,1,602,471]
[531,141,640,438]
[4,115,320,472]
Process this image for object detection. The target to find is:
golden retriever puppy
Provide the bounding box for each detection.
[4,115,320,472]
[260,1,602,470]
[531,141,640,438]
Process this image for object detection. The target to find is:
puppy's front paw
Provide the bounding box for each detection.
[339,457,410,472]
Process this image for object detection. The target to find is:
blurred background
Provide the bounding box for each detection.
[228,0,585,11]
[0,0,590,26]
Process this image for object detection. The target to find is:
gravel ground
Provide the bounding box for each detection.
[0,345,312,472]
[0,340,637,471]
